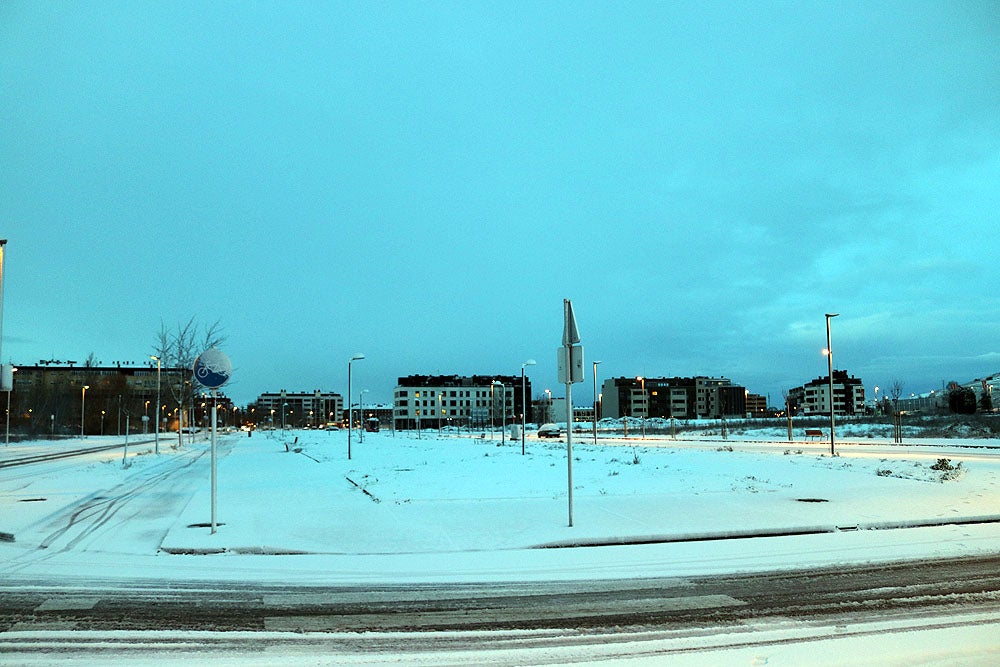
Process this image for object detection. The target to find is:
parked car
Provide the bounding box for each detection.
[537,423,564,438]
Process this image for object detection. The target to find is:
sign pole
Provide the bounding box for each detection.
[566,346,574,527]
[211,390,217,534]
[192,348,231,536]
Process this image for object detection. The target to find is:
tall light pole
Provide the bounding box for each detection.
[81,385,89,437]
[151,355,161,454]
[347,353,365,460]
[493,381,506,444]
[592,361,602,445]
[825,313,839,456]
[437,392,443,437]
[636,376,646,439]
[360,389,369,443]
[544,389,551,424]
[521,359,536,455]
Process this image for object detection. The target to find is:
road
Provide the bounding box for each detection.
[0,556,998,663]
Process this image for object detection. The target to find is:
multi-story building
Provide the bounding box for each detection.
[787,370,865,416]
[253,390,343,428]
[394,374,531,430]
[601,376,751,419]
[8,360,192,435]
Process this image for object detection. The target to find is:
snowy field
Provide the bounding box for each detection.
[2,427,1000,664]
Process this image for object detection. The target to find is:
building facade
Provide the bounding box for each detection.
[600,376,755,419]
[253,390,343,428]
[8,361,193,435]
[787,370,866,416]
[393,374,531,430]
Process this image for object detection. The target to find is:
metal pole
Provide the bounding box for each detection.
[348,354,364,459]
[348,362,352,460]
[81,385,88,437]
[521,363,536,454]
[826,313,839,456]
[153,356,161,455]
[122,414,129,466]
[211,391,217,534]
[593,361,601,445]
[566,349,575,527]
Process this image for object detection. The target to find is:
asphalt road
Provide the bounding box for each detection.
[2,555,997,635]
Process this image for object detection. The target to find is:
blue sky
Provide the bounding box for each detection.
[2,1,998,407]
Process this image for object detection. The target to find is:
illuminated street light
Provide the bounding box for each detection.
[81,385,89,437]
[825,313,839,456]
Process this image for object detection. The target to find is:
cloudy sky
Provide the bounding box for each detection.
[2,1,998,407]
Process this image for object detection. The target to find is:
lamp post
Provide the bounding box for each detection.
[521,359,536,455]
[544,389,552,424]
[360,389,369,443]
[825,313,839,456]
[347,353,365,460]
[493,381,506,445]
[437,392,443,437]
[151,355,161,454]
[592,361,602,445]
[81,385,89,437]
[636,376,646,439]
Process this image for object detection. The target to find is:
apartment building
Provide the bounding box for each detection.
[787,370,866,416]
[601,375,756,419]
[394,374,531,430]
[253,390,343,428]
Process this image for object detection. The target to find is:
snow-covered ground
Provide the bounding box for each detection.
[2,427,1000,664]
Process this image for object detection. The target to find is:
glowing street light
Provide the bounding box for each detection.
[81,385,89,437]
[825,313,839,456]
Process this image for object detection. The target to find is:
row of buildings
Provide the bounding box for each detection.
[3,360,874,435]
[6,361,236,435]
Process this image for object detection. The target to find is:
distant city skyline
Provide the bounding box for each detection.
[3,2,998,407]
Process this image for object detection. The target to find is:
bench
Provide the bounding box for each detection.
[804,429,825,440]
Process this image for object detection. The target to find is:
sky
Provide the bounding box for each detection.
[2,1,999,407]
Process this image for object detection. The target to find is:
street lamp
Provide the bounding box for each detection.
[493,381,506,445]
[437,392,443,437]
[521,359,536,455]
[81,385,89,437]
[825,313,839,456]
[282,402,288,430]
[636,376,646,439]
[592,361,602,445]
[151,355,161,454]
[544,389,552,424]
[347,353,365,460]
[360,389,369,443]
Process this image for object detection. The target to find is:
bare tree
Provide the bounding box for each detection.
[889,379,904,443]
[152,318,226,444]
